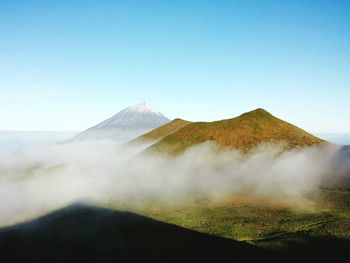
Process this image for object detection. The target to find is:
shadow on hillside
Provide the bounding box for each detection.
[0,203,350,263]
[255,232,350,263]
[0,203,271,263]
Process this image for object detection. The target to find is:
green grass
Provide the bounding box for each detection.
[2,190,349,261]
[127,190,350,250]
[128,118,191,145]
[147,108,325,155]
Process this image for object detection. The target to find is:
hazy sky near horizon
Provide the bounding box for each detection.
[0,0,349,132]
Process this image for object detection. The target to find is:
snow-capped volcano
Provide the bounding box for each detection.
[93,102,168,129]
[71,102,170,143]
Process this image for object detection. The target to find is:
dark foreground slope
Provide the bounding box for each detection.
[0,203,349,263]
[0,204,270,263]
[148,108,325,154]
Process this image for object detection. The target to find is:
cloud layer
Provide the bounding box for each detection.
[0,140,346,226]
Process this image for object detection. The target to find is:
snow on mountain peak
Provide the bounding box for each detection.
[86,102,170,131]
[127,102,163,116]
[71,102,170,142]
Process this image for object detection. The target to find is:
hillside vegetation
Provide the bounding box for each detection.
[147,108,325,154]
[129,118,191,144]
[142,190,350,252]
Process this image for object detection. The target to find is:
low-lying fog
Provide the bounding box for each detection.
[315,133,350,145]
[0,131,77,154]
[0,136,349,227]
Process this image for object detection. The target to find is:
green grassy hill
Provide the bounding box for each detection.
[0,203,272,263]
[129,118,191,144]
[147,108,325,154]
[2,194,350,263]
[142,190,350,258]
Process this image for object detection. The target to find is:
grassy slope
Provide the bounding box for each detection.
[148,108,325,154]
[128,118,191,144]
[140,190,350,250]
[1,191,349,261]
[0,204,272,263]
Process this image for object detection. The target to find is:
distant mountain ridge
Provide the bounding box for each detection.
[129,118,191,146]
[146,108,325,154]
[71,102,170,143]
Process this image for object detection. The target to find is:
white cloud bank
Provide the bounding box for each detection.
[0,140,347,226]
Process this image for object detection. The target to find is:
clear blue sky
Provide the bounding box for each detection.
[0,0,349,132]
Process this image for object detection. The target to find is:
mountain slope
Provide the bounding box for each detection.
[71,103,170,143]
[147,108,325,154]
[129,118,191,145]
[0,204,272,263]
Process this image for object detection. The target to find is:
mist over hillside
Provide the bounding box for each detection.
[2,0,349,260]
[0,138,347,227]
[1,108,349,227]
